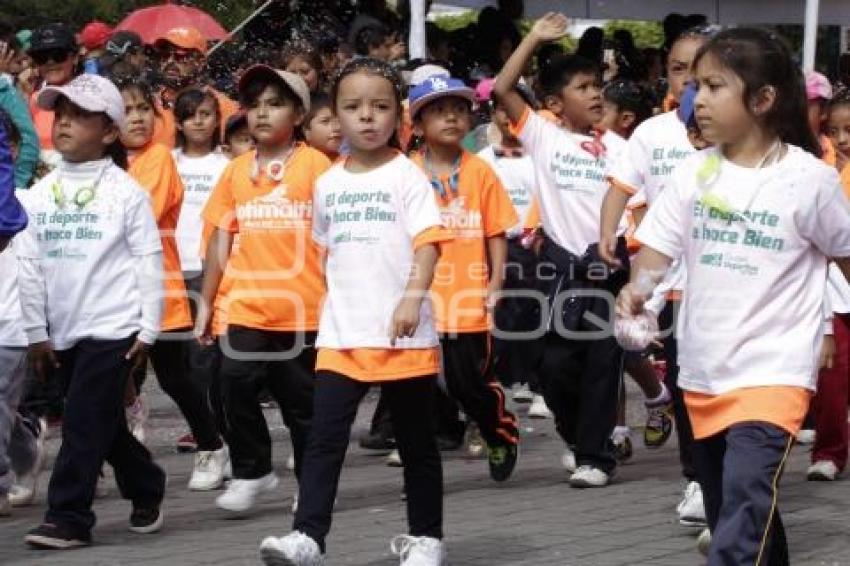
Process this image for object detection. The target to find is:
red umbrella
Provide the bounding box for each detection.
[115,2,229,45]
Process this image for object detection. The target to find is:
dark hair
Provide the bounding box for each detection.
[603,79,654,128]
[279,41,325,92]
[303,93,332,129]
[224,113,249,144]
[692,28,821,157]
[353,24,389,56]
[112,76,159,113]
[828,88,850,114]
[538,54,601,99]
[330,57,402,149]
[174,88,222,151]
[239,75,304,111]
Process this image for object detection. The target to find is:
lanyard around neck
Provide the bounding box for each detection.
[51,162,109,209]
[424,149,461,199]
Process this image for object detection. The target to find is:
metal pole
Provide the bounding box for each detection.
[409,0,427,60]
[207,0,275,56]
[803,0,820,71]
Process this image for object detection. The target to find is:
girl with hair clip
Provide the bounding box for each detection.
[616,28,850,565]
[259,57,450,566]
[15,73,165,549]
[116,77,228,492]
[280,41,326,95]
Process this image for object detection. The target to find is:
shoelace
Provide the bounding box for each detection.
[284,532,319,560]
[195,451,213,471]
[390,535,419,558]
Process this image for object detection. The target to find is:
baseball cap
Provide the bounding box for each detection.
[29,23,77,54]
[805,71,832,101]
[80,21,113,51]
[409,64,449,87]
[408,75,476,119]
[37,73,126,128]
[238,65,311,113]
[106,31,143,57]
[154,26,207,55]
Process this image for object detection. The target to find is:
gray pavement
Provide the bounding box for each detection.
[1,380,849,566]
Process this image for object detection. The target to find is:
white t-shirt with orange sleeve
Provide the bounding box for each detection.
[636,145,850,395]
[510,106,626,256]
[313,154,446,349]
[477,146,536,238]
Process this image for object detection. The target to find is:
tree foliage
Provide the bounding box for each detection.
[604,19,664,48]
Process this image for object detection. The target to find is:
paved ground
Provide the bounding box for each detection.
[2,380,849,566]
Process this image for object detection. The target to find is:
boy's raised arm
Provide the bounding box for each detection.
[493,12,570,123]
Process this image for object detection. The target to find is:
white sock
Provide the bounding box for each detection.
[645,381,671,406]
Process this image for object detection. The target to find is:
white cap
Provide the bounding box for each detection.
[409,64,449,86]
[38,74,126,129]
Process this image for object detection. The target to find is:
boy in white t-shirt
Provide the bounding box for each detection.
[494,13,630,487]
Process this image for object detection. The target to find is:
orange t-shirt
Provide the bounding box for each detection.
[315,227,450,381]
[840,163,850,199]
[684,387,811,440]
[129,144,193,332]
[412,150,518,333]
[202,144,331,331]
[30,92,54,150]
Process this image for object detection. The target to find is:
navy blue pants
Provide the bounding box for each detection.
[693,422,793,566]
[46,337,165,536]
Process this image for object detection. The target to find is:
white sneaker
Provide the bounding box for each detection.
[189,446,229,491]
[512,383,534,404]
[216,473,279,513]
[0,493,10,517]
[807,460,839,481]
[560,446,577,473]
[569,465,610,488]
[697,528,711,556]
[9,416,47,508]
[390,535,446,565]
[465,423,486,458]
[386,449,403,467]
[528,395,552,419]
[677,481,707,527]
[126,394,149,445]
[260,531,324,565]
[796,428,816,445]
[286,454,296,471]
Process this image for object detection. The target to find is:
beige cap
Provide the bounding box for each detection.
[238,64,311,112]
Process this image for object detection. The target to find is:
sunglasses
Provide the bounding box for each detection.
[31,49,72,66]
[158,49,196,63]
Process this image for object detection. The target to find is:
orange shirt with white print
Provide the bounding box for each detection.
[412,150,518,334]
[129,143,193,331]
[203,144,331,331]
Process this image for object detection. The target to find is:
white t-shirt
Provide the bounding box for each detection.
[515,108,626,255]
[14,158,163,350]
[172,148,230,273]
[313,154,443,349]
[636,146,850,394]
[827,263,850,314]
[0,244,26,347]
[610,110,695,294]
[477,146,536,238]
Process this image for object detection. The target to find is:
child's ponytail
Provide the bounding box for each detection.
[693,28,821,157]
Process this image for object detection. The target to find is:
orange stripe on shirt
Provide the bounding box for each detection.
[316,347,440,382]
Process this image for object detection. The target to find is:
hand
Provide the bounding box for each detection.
[616,283,649,318]
[530,12,570,43]
[389,296,421,346]
[196,299,215,346]
[125,340,150,376]
[0,41,14,75]
[599,233,622,268]
[485,284,502,315]
[28,341,59,381]
[820,334,836,370]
